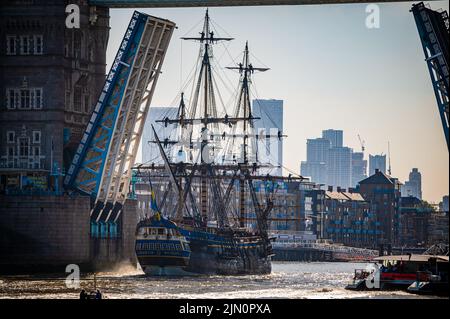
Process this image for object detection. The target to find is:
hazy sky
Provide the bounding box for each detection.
[107,1,449,203]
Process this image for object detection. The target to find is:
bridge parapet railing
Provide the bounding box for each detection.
[272,241,378,255]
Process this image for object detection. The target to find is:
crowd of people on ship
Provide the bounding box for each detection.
[380,261,406,273]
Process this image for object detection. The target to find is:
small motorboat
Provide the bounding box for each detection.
[407,260,449,297]
[346,254,449,291]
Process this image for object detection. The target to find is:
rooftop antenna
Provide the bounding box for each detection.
[388,141,392,176]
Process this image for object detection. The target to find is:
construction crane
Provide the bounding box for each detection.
[357,134,366,153]
[388,141,392,176]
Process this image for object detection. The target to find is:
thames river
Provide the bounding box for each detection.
[0,262,442,299]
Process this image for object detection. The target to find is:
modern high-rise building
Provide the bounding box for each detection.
[300,130,353,189]
[351,152,367,187]
[441,195,449,212]
[369,154,386,176]
[408,168,422,200]
[401,168,422,200]
[300,161,328,185]
[306,138,330,163]
[323,130,352,189]
[141,107,178,165]
[252,99,283,176]
[322,129,343,148]
[300,138,330,185]
[327,147,352,190]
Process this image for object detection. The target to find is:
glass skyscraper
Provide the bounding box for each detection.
[252,99,283,176]
[369,154,387,176]
[322,129,343,148]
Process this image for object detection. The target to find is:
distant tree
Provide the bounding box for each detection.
[419,200,436,212]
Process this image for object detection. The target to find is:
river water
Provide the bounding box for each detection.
[0,262,442,299]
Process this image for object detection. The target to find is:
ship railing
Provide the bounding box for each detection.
[238,238,263,244]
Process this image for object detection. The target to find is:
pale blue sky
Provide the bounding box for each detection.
[107,2,449,203]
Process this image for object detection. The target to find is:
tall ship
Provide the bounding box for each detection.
[134,10,298,275]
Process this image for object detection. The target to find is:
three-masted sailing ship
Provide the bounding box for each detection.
[134,10,295,275]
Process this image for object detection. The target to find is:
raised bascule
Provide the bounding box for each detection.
[64,12,176,226]
[411,2,449,150]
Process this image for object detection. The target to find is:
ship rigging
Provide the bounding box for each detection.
[139,9,301,231]
[134,9,304,275]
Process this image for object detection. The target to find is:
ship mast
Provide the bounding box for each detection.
[180,9,233,222]
[227,42,269,227]
[151,10,285,233]
[227,41,269,164]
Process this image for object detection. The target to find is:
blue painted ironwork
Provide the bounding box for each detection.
[65,11,175,234]
[64,11,148,196]
[411,2,449,150]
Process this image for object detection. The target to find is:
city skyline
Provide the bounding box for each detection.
[107,2,449,202]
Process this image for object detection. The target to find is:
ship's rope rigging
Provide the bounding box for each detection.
[149,64,295,177]
[150,60,283,175]
[135,10,306,236]
[150,11,282,167]
[151,19,282,172]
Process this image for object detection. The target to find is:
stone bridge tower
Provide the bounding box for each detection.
[0,0,109,193]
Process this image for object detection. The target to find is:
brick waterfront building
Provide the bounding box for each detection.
[357,169,402,246]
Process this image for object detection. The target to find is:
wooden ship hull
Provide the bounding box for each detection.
[135,216,272,275]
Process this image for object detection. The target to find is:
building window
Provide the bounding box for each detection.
[65,92,72,111]
[32,131,41,143]
[6,89,16,109]
[84,95,90,113]
[6,34,43,55]
[20,89,31,109]
[74,32,81,59]
[5,88,43,109]
[74,87,82,112]
[34,35,43,55]
[7,131,15,143]
[20,35,32,55]
[14,90,20,108]
[34,88,42,109]
[18,137,29,157]
[6,35,17,55]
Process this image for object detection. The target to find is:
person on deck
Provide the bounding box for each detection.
[387,262,393,272]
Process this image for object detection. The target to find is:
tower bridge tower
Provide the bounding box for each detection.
[0,0,110,193]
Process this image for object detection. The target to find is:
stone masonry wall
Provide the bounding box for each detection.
[0,195,138,273]
[0,195,91,271]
